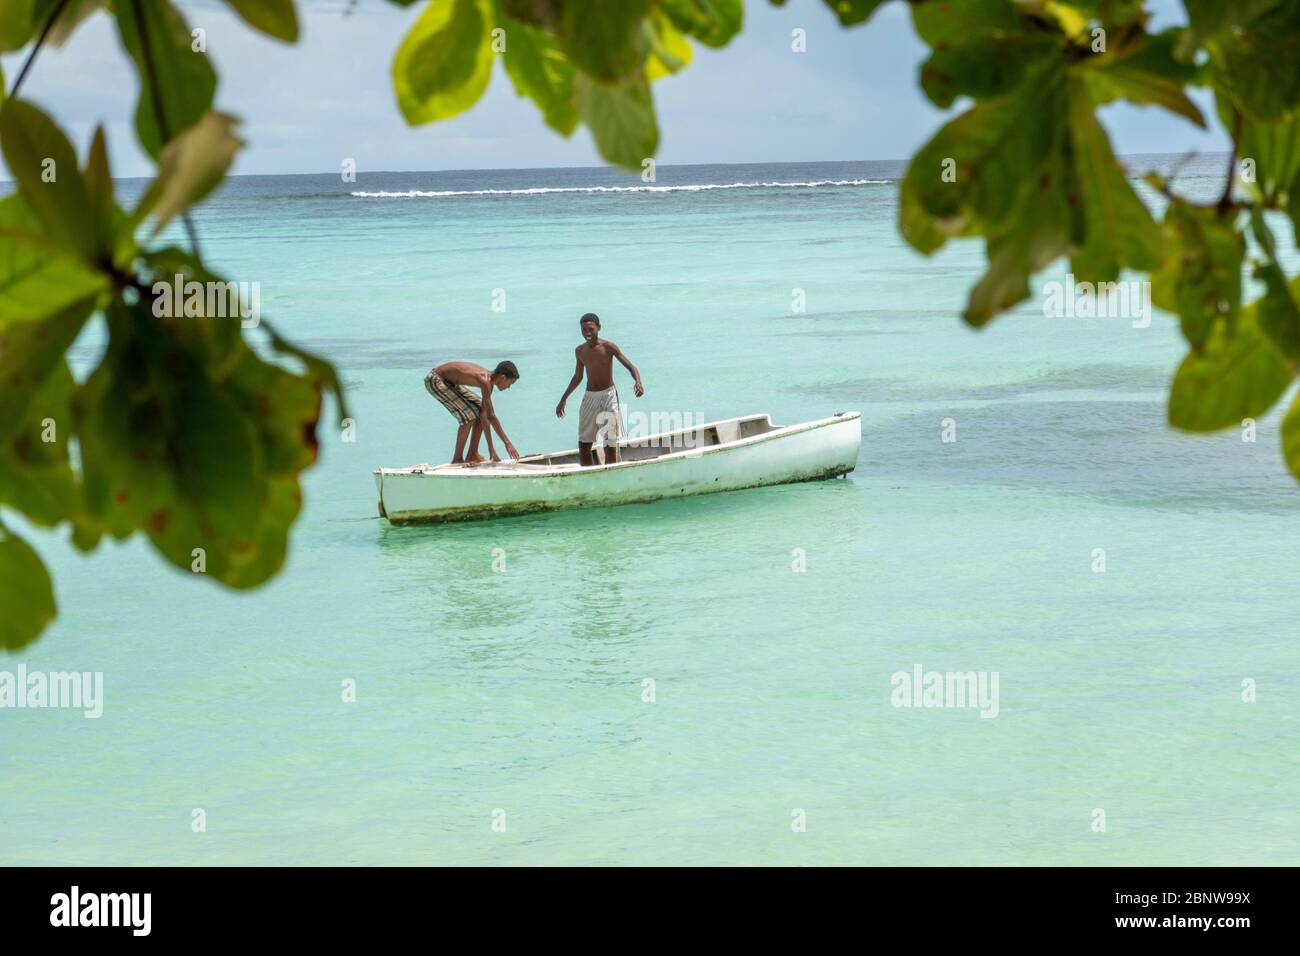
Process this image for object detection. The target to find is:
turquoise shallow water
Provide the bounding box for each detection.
[3,159,1299,865]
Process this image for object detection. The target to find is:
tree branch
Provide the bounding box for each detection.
[1217,108,1243,216]
[131,0,202,256]
[8,0,70,98]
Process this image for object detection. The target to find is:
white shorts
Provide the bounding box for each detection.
[578,386,623,445]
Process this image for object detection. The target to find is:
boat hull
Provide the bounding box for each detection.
[375,412,860,525]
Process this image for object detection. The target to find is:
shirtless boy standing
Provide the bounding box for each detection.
[425,360,520,464]
[555,313,645,466]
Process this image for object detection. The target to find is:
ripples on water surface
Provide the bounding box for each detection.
[3,159,1298,865]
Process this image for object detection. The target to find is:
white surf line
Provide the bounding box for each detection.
[349,179,890,198]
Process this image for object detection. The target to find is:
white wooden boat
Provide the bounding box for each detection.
[374,411,860,524]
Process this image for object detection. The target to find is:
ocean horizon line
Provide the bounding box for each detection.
[0,151,1233,186]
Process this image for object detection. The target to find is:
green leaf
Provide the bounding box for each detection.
[660,0,742,49]
[555,0,651,83]
[493,0,578,135]
[1220,95,1300,208]
[920,34,1054,109]
[114,0,217,157]
[0,99,95,260]
[0,296,95,442]
[1168,307,1292,433]
[260,317,350,422]
[902,60,1067,250]
[0,0,36,51]
[0,521,56,650]
[76,298,322,589]
[575,74,658,171]
[1150,199,1243,347]
[1082,28,1206,127]
[38,0,105,47]
[221,0,299,42]
[1254,261,1300,362]
[0,193,107,324]
[68,246,336,588]
[898,172,947,255]
[82,125,118,261]
[497,0,560,27]
[225,345,322,476]
[821,0,887,27]
[1290,170,1300,246]
[134,111,244,236]
[392,0,494,125]
[1063,0,1150,28]
[1180,0,1275,53]
[0,357,80,526]
[76,304,243,541]
[645,12,693,81]
[965,185,1073,326]
[136,246,242,359]
[0,0,101,52]
[1211,1,1300,122]
[1281,390,1300,483]
[1067,80,1162,282]
[901,55,1089,327]
[911,0,1019,47]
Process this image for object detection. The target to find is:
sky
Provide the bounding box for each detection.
[0,0,1229,177]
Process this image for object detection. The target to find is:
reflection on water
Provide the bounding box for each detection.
[373,479,866,686]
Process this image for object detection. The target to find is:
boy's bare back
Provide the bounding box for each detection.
[434,361,491,389]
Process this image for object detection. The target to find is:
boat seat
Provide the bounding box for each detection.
[714,421,741,444]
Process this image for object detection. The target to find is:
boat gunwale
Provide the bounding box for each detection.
[373,411,861,480]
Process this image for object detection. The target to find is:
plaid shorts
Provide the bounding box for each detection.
[425,370,482,425]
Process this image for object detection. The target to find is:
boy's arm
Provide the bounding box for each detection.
[478,388,504,460]
[556,352,584,417]
[477,382,499,459]
[488,405,517,463]
[611,343,645,396]
[480,385,519,460]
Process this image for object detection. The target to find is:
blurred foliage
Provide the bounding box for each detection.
[0,0,340,649]
[3,0,1300,649]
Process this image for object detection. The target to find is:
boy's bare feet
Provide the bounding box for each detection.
[465,453,487,466]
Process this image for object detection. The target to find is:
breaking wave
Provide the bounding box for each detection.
[349,179,889,199]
